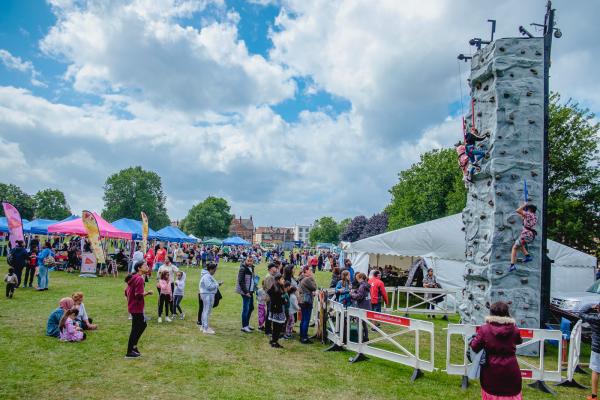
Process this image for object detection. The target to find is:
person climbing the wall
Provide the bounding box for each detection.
[455,141,472,185]
[508,203,538,272]
[465,126,488,172]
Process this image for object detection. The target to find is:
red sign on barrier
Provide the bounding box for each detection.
[519,329,534,339]
[521,370,533,379]
[366,311,411,327]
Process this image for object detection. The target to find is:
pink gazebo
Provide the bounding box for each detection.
[47,212,132,240]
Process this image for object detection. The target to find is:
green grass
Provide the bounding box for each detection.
[0,258,590,399]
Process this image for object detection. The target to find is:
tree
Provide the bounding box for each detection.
[547,93,599,256]
[386,148,466,230]
[341,215,368,242]
[181,196,233,239]
[102,166,170,230]
[33,189,71,220]
[308,216,341,245]
[338,218,351,237]
[359,212,389,239]
[0,183,35,219]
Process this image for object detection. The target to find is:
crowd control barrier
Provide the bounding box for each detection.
[345,307,435,381]
[324,300,347,351]
[382,287,397,313]
[395,287,458,317]
[556,320,587,389]
[444,323,564,394]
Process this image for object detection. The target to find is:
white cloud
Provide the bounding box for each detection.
[40,0,295,115]
[0,49,46,87]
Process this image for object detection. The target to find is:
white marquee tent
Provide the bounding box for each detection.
[347,214,597,295]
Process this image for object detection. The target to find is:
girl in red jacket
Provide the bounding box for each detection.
[470,301,523,400]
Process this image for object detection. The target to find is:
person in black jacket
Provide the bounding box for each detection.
[235,256,255,333]
[267,273,286,348]
[582,304,600,400]
[8,240,28,286]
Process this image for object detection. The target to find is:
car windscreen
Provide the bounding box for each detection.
[587,280,600,294]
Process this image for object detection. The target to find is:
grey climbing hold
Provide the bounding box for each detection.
[528,119,535,124]
[488,200,494,207]
[530,68,538,75]
[531,171,538,177]
[526,91,533,97]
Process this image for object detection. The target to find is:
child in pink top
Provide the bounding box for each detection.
[156,270,172,322]
[59,309,86,342]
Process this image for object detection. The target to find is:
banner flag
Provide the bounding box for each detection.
[141,211,148,253]
[82,211,105,264]
[2,202,24,248]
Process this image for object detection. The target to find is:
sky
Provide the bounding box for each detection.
[0,0,599,227]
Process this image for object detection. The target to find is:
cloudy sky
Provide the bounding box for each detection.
[0,0,598,227]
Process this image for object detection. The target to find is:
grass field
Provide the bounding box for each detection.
[0,258,591,399]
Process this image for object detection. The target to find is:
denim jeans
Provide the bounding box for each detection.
[38,265,49,289]
[300,302,313,339]
[241,294,254,328]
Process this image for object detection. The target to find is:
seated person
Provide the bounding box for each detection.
[114,249,128,270]
[46,297,75,337]
[72,292,97,330]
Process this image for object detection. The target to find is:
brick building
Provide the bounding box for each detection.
[253,226,294,245]
[229,215,254,243]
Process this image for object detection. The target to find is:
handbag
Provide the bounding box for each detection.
[213,289,223,308]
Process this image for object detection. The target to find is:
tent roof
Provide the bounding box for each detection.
[23,218,58,234]
[155,226,196,243]
[222,236,250,246]
[203,238,222,246]
[0,217,30,233]
[47,212,132,240]
[111,218,159,241]
[348,213,596,268]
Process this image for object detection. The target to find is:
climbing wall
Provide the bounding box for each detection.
[459,38,544,327]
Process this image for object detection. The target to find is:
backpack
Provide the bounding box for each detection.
[43,255,55,266]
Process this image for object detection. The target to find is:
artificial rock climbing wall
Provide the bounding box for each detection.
[460,38,544,328]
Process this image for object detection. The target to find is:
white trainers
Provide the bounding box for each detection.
[180,313,185,320]
[204,327,215,335]
[198,326,205,333]
[241,326,252,333]
[165,317,172,322]
[158,317,162,323]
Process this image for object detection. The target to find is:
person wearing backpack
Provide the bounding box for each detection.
[368,270,388,313]
[37,241,55,291]
[8,240,28,286]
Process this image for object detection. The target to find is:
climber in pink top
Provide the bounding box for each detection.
[509,203,538,272]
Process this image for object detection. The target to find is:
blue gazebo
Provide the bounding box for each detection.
[155,225,197,243]
[112,218,159,241]
[222,236,251,246]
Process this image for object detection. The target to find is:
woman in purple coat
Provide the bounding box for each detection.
[470,301,523,400]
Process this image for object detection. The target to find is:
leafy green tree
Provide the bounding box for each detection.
[33,189,71,220]
[181,196,233,238]
[547,93,599,256]
[309,216,341,245]
[338,218,351,237]
[102,166,170,230]
[0,183,35,219]
[386,148,466,230]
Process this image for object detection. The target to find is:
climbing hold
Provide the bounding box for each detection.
[499,46,505,52]
[474,305,481,310]
[468,294,474,301]
[499,150,506,155]
[472,193,478,199]
[520,49,526,54]
[489,96,495,103]
[531,171,538,177]
[483,85,489,91]
[498,226,505,231]
[496,191,502,196]
[503,93,510,99]
[498,290,505,295]
[535,50,542,56]
[479,215,486,220]
[511,174,519,180]
[495,174,501,180]
[477,111,482,117]
[496,255,501,259]
[487,180,492,187]
[528,119,535,124]
[526,91,533,97]
[461,227,466,231]
[523,149,529,154]
[510,73,514,78]
[483,233,488,240]
[498,135,502,139]
[521,278,529,284]
[530,68,538,75]
[478,284,486,291]
[488,200,494,207]
[508,111,515,120]
[476,82,482,90]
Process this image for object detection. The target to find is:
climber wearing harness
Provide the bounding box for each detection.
[508,203,538,272]
[455,141,471,185]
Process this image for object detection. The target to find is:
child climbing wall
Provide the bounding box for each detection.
[459,37,545,329]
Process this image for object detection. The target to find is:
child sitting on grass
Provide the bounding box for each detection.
[156,270,172,323]
[4,267,18,298]
[509,203,538,272]
[59,308,86,342]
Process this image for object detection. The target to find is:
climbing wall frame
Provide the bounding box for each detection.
[460,38,544,328]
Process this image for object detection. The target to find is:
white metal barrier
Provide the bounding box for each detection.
[346,307,435,380]
[381,286,397,313]
[556,320,587,389]
[396,287,458,317]
[444,323,564,393]
[325,300,346,350]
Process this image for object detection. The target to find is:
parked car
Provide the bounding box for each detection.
[551,279,600,318]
